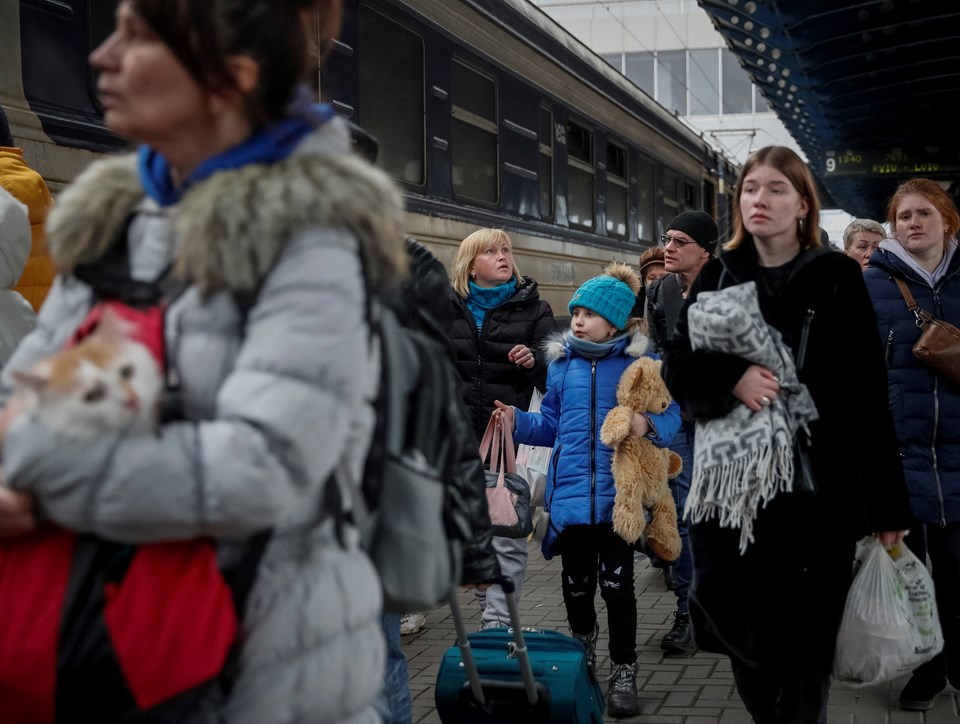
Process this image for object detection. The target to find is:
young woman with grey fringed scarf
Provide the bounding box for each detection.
[660,145,913,724]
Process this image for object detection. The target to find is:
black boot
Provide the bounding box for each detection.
[606,662,640,718]
[661,611,696,655]
[898,674,945,711]
[572,626,599,671]
[661,564,677,591]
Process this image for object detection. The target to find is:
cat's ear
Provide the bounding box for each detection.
[11,369,50,391]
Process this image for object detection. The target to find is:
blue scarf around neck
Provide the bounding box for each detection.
[565,329,630,359]
[466,279,517,329]
[138,96,335,207]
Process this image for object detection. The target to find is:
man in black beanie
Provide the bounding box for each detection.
[644,209,719,655]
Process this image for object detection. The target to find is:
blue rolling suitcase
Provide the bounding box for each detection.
[435,577,605,723]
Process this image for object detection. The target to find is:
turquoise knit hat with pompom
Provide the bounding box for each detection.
[568,262,641,331]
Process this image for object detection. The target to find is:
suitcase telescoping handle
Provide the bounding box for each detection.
[447,576,539,707]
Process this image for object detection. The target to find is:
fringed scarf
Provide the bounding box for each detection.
[684,281,819,553]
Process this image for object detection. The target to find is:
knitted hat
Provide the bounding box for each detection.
[638,246,665,279]
[666,210,720,253]
[568,262,641,331]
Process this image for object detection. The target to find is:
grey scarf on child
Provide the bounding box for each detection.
[685,281,818,553]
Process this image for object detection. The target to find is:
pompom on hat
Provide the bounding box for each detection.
[666,210,720,253]
[568,262,641,331]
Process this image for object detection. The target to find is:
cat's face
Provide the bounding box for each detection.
[13,319,163,437]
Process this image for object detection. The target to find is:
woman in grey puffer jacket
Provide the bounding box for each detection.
[0,1,401,721]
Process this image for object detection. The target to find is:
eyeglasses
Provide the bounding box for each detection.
[659,234,696,249]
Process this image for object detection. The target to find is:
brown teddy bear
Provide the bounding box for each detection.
[599,356,683,561]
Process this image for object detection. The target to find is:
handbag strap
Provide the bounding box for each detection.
[499,416,518,474]
[894,276,934,325]
[893,277,920,311]
[478,414,497,464]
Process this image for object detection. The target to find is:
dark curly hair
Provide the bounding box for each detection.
[128,0,342,125]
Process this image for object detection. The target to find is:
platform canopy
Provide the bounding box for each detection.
[698,0,960,220]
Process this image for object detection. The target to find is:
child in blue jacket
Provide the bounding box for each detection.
[494,262,680,718]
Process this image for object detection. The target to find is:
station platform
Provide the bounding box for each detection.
[402,539,959,723]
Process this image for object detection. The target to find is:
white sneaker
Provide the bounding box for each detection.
[399,612,427,636]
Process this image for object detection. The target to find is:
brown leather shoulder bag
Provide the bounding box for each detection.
[894,277,960,385]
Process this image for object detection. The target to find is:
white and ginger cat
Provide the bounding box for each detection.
[11,310,163,437]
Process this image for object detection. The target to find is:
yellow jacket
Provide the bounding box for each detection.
[0,148,54,311]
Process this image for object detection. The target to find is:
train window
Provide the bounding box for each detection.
[566,120,594,231]
[90,2,120,53]
[606,142,628,239]
[636,157,655,243]
[703,179,716,220]
[661,166,680,227]
[89,1,122,110]
[539,106,554,221]
[451,60,498,204]
[358,6,425,185]
[683,181,698,209]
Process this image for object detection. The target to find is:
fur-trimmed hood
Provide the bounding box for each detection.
[45,121,407,294]
[542,329,650,363]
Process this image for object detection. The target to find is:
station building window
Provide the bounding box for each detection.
[613,49,765,118]
[689,48,719,115]
[606,141,628,238]
[539,105,554,221]
[451,60,498,204]
[721,49,752,114]
[625,53,655,98]
[657,50,687,115]
[359,6,425,185]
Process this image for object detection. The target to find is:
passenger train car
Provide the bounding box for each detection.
[1,0,736,312]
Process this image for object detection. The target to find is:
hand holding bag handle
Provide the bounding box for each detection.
[479,413,533,538]
[483,415,520,529]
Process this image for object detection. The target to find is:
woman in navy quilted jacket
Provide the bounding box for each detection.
[863,178,960,712]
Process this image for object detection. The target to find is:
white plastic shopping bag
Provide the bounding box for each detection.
[515,389,552,508]
[833,536,943,687]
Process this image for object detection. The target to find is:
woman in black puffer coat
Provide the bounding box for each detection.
[449,228,557,630]
[450,230,557,441]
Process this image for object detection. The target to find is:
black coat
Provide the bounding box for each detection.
[661,239,913,674]
[400,240,500,586]
[450,276,557,442]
